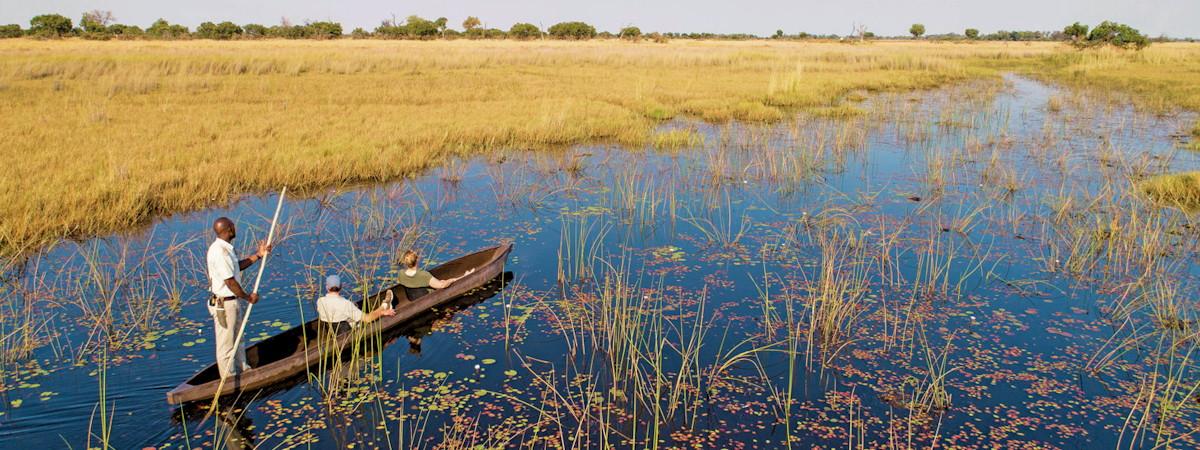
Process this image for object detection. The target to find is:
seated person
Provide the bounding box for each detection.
[397,250,474,300]
[316,275,396,335]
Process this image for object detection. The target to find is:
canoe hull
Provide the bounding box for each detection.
[166,243,512,405]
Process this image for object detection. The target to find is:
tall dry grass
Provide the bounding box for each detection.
[2,39,1198,256]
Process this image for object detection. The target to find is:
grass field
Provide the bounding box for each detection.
[2,39,1199,256]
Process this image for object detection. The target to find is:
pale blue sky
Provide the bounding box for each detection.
[2,1,1196,37]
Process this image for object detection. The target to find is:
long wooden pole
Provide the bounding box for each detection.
[205,187,286,414]
[230,186,287,358]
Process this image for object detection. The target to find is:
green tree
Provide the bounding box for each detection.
[107,24,143,38]
[435,17,448,37]
[620,26,642,40]
[773,29,784,39]
[197,21,242,40]
[0,24,22,39]
[29,14,73,38]
[462,16,481,31]
[548,21,596,40]
[307,21,342,39]
[964,28,979,39]
[1086,21,1148,49]
[508,23,541,40]
[80,10,114,34]
[242,24,268,38]
[909,23,925,39]
[404,15,439,38]
[147,18,189,39]
[1063,22,1089,43]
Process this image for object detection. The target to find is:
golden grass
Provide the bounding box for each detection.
[1139,172,1200,211]
[1024,45,1200,113]
[1,39,1198,255]
[649,129,704,149]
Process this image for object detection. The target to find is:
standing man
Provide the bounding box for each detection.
[206,217,271,378]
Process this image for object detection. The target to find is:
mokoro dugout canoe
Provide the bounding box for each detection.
[166,242,512,405]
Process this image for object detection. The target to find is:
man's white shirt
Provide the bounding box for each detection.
[316,293,364,326]
[207,238,240,298]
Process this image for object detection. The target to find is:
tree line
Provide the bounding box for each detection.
[891,21,1154,48]
[0,12,1167,49]
[0,12,668,42]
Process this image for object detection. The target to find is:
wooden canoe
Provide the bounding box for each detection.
[166,242,512,405]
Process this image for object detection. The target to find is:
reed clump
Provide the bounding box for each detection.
[1139,172,1200,211]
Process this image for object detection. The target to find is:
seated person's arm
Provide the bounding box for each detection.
[428,268,476,289]
[428,276,451,289]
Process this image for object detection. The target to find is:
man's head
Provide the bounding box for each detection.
[400,250,419,269]
[213,217,236,241]
[325,274,341,293]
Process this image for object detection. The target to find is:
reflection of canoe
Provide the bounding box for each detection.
[166,243,512,405]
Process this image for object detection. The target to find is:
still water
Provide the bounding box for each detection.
[1,75,1198,448]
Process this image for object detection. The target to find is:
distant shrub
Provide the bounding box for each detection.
[269,23,309,39]
[984,30,1051,41]
[508,23,541,40]
[350,27,370,39]
[462,16,481,32]
[619,26,641,41]
[0,24,22,38]
[242,24,268,38]
[964,28,979,39]
[80,31,112,40]
[196,21,242,40]
[465,27,505,39]
[403,15,438,38]
[147,19,189,39]
[1085,21,1149,49]
[107,24,143,38]
[375,15,439,39]
[306,21,342,39]
[909,23,925,38]
[548,21,596,40]
[79,13,108,34]
[647,32,668,44]
[1063,22,1088,43]
[29,14,73,38]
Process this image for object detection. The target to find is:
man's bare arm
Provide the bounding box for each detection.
[223,278,260,303]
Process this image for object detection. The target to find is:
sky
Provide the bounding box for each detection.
[1,0,1196,38]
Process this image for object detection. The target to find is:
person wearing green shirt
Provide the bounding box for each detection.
[397,249,474,300]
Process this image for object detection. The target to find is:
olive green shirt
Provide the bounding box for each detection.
[398,268,434,289]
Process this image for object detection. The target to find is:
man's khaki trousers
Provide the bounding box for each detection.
[207,298,250,377]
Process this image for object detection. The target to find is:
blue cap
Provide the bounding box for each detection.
[325,274,341,290]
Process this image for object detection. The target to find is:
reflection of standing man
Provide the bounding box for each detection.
[206,217,271,378]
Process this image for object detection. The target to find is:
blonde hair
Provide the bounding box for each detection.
[400,250,419,269]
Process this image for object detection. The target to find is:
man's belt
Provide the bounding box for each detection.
[210,295,238,306]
